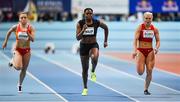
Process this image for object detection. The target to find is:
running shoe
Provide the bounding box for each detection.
[81,88,88,96]
[144,90,151,95]
[91,72,96,82]
[8,62,13,67]
[17,85,22,93]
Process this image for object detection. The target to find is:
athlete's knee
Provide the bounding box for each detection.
[91,54,95,59]
[138,71,144,76]
[15,67,21,70]
[91,53,98,59]
[91,55,98,62]
[137,67,144,76]
[137,69,144,75]
[14,65,23,70]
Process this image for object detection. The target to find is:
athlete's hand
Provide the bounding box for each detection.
[82,24,88,31]
[132,52,137,59]
[2,41,7,50]
[154,48,159,54]
[27,31,31,36]
[104,42,108,48]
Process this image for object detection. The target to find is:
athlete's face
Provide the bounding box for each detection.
[84,10,93,20]
[19,14,28,25]
[144,14,153,25]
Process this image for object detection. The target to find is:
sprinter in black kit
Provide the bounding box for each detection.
[76,8,109,96]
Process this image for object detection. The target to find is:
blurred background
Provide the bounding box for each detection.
[0,0,180,22]
[0,0,180,52]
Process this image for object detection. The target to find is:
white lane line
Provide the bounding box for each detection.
[62,51,180,94]
[0,51,68,102]
[26,72,68,102]
[99,63,180,94]
[100,54,180,93]
[33,52,140,102]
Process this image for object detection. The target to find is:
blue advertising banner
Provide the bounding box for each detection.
[35,0,71,13]
[130,0,180,13]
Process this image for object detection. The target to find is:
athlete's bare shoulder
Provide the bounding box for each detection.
[99,21,108,29]
[137,24,143,29]
[28,23,35,30]
[9,24,17,32]
[154,26,159,34]
[135,24,142,32]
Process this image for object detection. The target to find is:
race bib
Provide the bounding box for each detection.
[18,32,29,40]
[143,30,154,38]
[83,27,94,35]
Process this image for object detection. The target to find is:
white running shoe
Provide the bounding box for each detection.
[17,85,22,93]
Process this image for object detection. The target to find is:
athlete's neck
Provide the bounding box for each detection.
[85,19,93,24]
[144,22,151,28]
[20,23,27,28]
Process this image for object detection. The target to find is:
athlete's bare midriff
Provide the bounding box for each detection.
[139,41,153,48]
[81,36,97,44]
[16,40,30,48]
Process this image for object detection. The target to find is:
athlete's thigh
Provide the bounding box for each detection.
[136,50,146,72]
[13,50,23,68]
[146,51,155,70]
[22,52,31,69]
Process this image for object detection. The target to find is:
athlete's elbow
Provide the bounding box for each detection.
[76,36,81,41]
[76,37,79,41]
[31,38,34,42]
[77,38,81,41]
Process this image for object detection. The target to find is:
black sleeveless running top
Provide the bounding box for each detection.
[78,19,100,37]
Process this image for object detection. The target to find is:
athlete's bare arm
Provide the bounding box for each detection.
[99,21,108,48]
[76,23,87,41]
[2,25,17,49]
[133,25,141,59]
[154,27,160,54]
[28,25,35,42]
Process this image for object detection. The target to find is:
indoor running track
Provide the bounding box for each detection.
[0,50,180,102]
